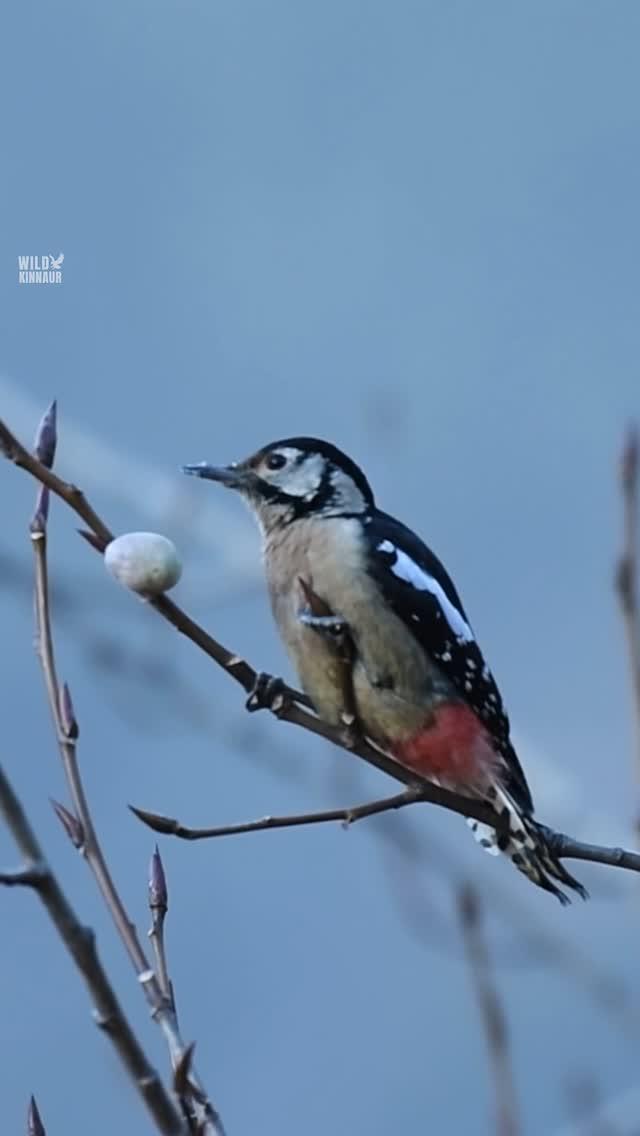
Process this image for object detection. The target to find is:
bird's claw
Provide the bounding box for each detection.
[245,672,290,717]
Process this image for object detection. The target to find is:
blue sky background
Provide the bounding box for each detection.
[1,2,640,1133]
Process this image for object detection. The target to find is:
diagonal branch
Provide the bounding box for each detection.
[0,761,185,1135]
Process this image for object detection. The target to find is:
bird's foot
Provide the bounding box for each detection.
[297,578,351,651]
[298,609,349,642]
[245,672,290,717]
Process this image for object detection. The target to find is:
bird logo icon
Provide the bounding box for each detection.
[49,253,64,270]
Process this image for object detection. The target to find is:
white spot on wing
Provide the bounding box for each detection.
[378,542,474,642]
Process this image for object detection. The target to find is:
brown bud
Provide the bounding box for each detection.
[59,682,79,740]
[51,800,85,850]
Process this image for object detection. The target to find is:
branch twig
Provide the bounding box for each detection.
[0,762,184,1135]
[458,885,519,1136]
[130,788,422,841]
[147,848,205,1129]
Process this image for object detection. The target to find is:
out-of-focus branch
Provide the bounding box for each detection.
[616,427,640,830]
[0,762,184,1135]
[130,788,422,841]
[458,885,519,1136]
[27,408,225,1136]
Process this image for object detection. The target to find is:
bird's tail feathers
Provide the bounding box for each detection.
[467,785,588,904]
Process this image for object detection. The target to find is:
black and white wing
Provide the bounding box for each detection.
[364,509,533,814]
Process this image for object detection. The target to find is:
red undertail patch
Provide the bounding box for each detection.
[392,702,500,789]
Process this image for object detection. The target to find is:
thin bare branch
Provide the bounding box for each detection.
[458,885,519,1136]
[131,788,423,841]
[146,848,204,1127]
[27,431,225,1136]
[0,762,184,1135]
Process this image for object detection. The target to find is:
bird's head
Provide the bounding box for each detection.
[183,437,375,530]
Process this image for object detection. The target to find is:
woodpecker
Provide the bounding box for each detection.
[184,437,586,903]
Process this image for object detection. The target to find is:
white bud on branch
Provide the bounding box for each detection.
[104,533,182,596]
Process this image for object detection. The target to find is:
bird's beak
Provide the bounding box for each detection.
[182,462,250,490]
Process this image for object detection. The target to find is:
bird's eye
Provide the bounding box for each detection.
[265,452,287,471]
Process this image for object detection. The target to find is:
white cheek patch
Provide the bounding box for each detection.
[329,469,367,514]
[274,452,325,499]
[378,542,474,643]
